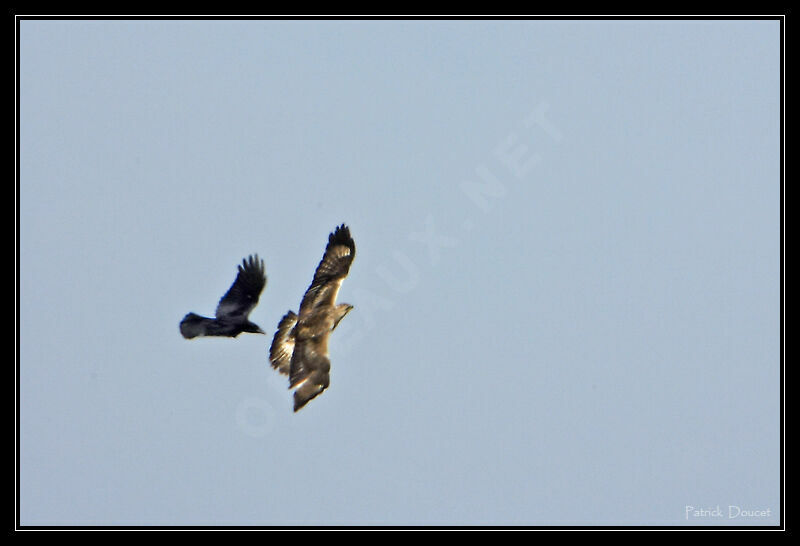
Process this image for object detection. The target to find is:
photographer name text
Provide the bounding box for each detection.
[685,505,772,520]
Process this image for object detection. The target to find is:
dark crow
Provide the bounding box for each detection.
[180,255,267,339]
[269,225,355,411]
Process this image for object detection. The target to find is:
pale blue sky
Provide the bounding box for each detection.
[19,19,780,526]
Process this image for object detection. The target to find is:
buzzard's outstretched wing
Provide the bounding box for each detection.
[269,311,297,375]
[297,224,355,318]
[216,254,267,320]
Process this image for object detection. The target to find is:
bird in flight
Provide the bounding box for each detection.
[180,254,267,339]
[269,224,356,412]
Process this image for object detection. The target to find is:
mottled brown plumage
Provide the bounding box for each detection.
[269,225,355,411]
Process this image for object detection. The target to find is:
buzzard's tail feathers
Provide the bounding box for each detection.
[293,376,328,412]
[269,311,297,375]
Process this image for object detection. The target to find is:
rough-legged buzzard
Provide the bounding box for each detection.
[269,225,355,411]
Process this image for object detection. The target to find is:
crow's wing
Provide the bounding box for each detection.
[215,255,266,321]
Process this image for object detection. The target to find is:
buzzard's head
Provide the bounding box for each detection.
[332,303,354,330]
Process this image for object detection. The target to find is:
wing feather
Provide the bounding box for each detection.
[269,311,297,375]
[298,225,355,317]
[215,254,267,320]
